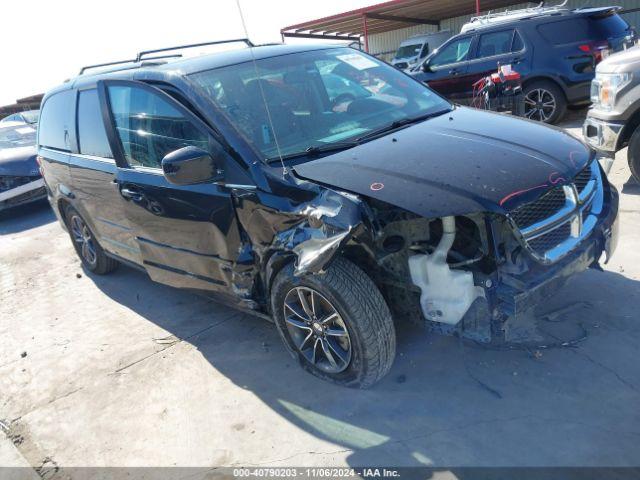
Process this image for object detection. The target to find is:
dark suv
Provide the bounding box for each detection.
[38,42,618,388]
[411,6,634,124]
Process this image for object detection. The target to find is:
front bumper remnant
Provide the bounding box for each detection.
[0,178,46,211]
[493,184,619,343]
[583,116,624,154]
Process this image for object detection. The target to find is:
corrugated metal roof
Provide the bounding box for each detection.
[280,0,525,38]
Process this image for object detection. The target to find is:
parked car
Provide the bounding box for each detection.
[584,43,640,182]
[38,42,618,387]
[0,109,40,125]
[411,5,635,124]
[390,31,451,71]
[0,123,46,212]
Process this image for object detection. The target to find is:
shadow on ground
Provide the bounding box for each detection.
[622,176,640,195]
[84,261,640,468]
[0,200,54,235]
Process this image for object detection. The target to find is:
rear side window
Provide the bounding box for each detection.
[538,15,630,45]
[77,89,113,158]
[107,85,209,168]
[38,91,74,150]
[477,30,514,58]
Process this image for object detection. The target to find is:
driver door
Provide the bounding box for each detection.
[99,80,248,294]
[424,35,476,102]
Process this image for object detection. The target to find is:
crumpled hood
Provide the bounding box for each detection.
[294,107,592,218]
[0,146,39,177]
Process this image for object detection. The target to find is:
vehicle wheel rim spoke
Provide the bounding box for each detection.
[299,331,314,351]
[320,339,339,369]
[283,286,352,374]
[285,316,311,331]
[297,289,315,319]
[325,326,347,337]
[325,337,349,366]
[284,302,309,322]
[320,312,339,325]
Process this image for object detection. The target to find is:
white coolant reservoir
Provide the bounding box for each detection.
[409,216,484,325]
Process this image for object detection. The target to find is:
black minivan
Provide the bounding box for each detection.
[38,42,619,387]
[411,6,634,124]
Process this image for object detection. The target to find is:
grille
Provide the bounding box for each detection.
[0,176,36,192]
[508,161,601,262]
[573,165,592,193]
[527,223,572,254]
[510,186,566,229]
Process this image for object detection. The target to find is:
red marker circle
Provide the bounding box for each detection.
[370,182,384,191]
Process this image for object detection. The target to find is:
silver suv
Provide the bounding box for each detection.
[584,44,640,181]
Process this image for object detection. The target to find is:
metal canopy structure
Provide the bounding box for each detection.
[281,0,524,51]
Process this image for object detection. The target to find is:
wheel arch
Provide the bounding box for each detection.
[263,242,385,316]
[617,107,640,150]
[522,75,567,95]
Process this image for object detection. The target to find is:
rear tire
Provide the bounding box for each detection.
[627,126,640,183]
[523,80,567,124]
[64,206,118,275]
[271,257,396,388]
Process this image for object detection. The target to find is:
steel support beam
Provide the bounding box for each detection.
[365,12,439,26]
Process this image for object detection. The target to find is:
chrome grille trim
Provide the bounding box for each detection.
[508,161,603,264]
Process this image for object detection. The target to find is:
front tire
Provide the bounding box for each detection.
[271,257,396,388]
[523,80,567,124]
[627,126,640,183]
[64,206,118,275]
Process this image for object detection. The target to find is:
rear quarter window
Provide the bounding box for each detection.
[77,89,113,158]
[38,91,74,151]
[537,15,630,45]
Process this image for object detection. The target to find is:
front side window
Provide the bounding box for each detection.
[77,89,113,158]
[107,85,209,168]
[190,48,451,162]
[477,30,515,58]
[430,37,472,67]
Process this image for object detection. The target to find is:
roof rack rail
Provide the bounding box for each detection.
[462,0,569,32]
[135,38,254,62]
[79,58,137,75]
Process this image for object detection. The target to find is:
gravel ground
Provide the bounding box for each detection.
[1,109,639,474]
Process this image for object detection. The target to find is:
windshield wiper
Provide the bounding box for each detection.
[268,141,359,162]
[355,108,452,143]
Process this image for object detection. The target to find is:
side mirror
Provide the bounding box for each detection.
[422,60,433,72]
[161,146,223,186]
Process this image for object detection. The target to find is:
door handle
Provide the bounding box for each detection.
[449,68,460,75]
[120,187,144,202]
[511,57,523,64]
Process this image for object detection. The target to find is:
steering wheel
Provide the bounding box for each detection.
[331,93,356,111]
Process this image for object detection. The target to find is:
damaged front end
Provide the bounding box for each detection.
[363,161,619,344]
[232,155,618,346]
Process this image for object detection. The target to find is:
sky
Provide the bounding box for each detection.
[0,0,374,106]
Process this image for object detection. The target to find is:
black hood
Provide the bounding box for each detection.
[0,146,39,177]
[294,107,592,218]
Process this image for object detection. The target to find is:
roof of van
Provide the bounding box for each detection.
[43,43,347,101]
[399,31,451,44]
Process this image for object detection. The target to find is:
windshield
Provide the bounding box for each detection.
[0,124,37,149]
[395,43,422,59]
[190,47,451,161]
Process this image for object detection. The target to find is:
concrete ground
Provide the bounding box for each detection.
[1,109,639,474]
